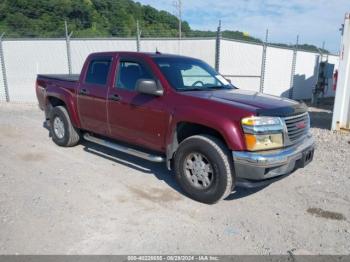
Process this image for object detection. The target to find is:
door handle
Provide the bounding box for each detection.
[109,94,121,101]
[79,88,89,95]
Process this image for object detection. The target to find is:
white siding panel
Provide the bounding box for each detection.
[3,40,68,102]
[70,39,136,73]
[226,77,260,92]
[292,51,319,100]
[263,47,294,97]
[0,38,339,103]
[141,39,216,67]
[220,40,263,76]
[141,39,180,54]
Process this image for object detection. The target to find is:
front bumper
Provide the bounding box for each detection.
[232,133,315,186]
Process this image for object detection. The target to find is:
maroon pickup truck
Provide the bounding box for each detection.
[36,51,314,203]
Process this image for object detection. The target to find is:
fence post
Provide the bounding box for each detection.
[136,20,141,52]
[215,20,222,72]
[259,29,268,93]
[65,21,73,74]
[289,35,299,99]
[0,33,9,102]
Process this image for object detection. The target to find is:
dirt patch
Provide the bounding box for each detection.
[0,125,20,138]
[307,207,346,221]
[19,152,46,162]
[127,186,182,203]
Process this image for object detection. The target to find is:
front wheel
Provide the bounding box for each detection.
[49,106,80,147]
[174,135,234,204]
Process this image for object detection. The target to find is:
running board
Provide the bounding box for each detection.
[83,133,165,163]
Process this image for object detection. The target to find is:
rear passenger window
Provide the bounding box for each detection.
[85,58,111,85]
[116,61,153,90]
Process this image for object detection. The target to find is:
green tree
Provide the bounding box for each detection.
[0,0,328,52]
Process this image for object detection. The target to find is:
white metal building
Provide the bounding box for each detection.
[332,13,350,131]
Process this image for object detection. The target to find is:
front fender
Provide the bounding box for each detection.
[165,105,246,153]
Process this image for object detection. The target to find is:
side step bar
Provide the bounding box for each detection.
[83,133,165,163]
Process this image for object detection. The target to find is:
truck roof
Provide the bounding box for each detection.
[89,51,197,60]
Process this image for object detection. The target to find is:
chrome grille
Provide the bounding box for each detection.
[283,112,310,142]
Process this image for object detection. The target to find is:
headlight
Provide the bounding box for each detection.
[241,116,284,151]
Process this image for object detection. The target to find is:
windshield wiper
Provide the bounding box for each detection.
[205,85,234,90]
[177,85,234,92]
[177,87,208,92]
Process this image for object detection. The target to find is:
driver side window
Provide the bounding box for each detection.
[116,61,153,90]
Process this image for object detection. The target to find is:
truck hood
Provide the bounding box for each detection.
[182,89,307,116]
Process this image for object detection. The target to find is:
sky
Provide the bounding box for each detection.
[137,0,349,53]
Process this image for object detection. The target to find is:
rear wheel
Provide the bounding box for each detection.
[174,135,234,204]
[49,106,80,147]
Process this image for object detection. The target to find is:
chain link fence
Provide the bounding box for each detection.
[0,33,339,103]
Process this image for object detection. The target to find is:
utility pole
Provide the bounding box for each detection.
[265,29,269,43]
[321,41,328,61]
[173,0,182,40]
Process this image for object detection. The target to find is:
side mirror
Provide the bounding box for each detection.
[135,79,163,96]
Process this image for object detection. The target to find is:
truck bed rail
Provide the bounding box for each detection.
[37,74,80,82]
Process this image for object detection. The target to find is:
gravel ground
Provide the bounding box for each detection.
[0,103,349,255]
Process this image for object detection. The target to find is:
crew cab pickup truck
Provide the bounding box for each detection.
[36,51,315,204]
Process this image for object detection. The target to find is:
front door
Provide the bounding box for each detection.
[77,56,112,135]
[107,57,168,152]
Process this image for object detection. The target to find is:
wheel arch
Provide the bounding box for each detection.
[45,92,80,128]
[166,121,233,170]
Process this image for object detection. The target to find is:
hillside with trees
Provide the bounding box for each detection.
[0,0,327,52]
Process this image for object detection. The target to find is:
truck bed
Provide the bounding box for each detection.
[37,74,80,82]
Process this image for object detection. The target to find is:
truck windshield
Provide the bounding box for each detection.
[153,57,235,91]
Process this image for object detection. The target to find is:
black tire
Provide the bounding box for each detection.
[49,106,80,147]
[174,135,235,204]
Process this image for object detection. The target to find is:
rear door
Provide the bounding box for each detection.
[107,56,168,152]
[77,56,112,135]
